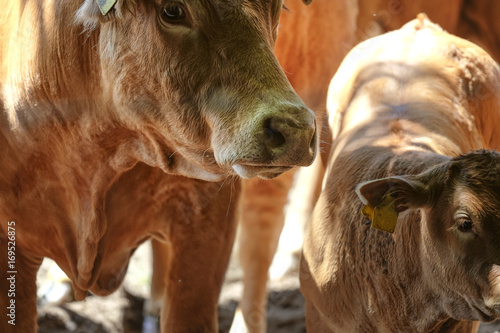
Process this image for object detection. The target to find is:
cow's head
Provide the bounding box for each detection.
[76,0,317,181]
[356,150,500,322]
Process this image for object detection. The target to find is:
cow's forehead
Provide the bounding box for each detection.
[452,151,500,183]
[452,186,493,214]
[448,151,500,211]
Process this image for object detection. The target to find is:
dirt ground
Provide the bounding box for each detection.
[36,239,500,333]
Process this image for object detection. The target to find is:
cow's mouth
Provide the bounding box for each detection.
[232,163,293,179]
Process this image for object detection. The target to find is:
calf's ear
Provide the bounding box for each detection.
[356,176,425,213]
[356,164,448,213]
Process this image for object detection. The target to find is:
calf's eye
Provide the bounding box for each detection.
[458,219,474,232]
[454,211,475,233]
[161,4,186,24]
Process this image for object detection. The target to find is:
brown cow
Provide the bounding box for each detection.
[0,0,317,332]
[301,16,500,332]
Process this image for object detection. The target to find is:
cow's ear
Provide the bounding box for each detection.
[356,164,448,213]
[75,0,134,29]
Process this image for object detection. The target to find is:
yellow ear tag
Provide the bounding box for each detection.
[361,191,398,233]
[96,0,117,16]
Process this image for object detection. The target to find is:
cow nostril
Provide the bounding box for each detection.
[264,119,286,148]
[310,126,317,151]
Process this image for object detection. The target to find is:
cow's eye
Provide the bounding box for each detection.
[161,3,186,24]
[455,212,474,233]
[458,219,474,232]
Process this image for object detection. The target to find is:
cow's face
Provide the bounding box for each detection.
[356,150,500,322]
[76,0,317,181]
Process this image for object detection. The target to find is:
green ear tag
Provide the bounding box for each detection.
[361,191,398,233]
[96,0,117,16]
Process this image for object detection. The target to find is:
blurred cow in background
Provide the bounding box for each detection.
[228,1,500,332]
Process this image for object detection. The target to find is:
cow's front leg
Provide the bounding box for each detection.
[0,231,41,333]
[160,178,240,333]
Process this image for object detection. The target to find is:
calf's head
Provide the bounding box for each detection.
[356,150,500,322]
[76,0,317,181]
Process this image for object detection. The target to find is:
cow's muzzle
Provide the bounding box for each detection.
[232,106,317,179]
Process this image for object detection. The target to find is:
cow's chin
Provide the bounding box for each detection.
[184,169,228,182]
[172,164,228,182]
[158,152,229,182]
[232,164,293,179]
[157,150,293,181]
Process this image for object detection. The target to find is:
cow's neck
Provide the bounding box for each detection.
[0,33,176,295]
[1,1,103,126]
[326,208,475,332]
[1,29,161,216]
[323,148,474,332]
[1,115,149,286]
[0,0,166,220]
[0,2,178,293]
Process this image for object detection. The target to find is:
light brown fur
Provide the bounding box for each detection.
[301,17,500,332]
[0,1,317,332]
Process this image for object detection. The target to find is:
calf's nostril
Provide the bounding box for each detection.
[264,120,286,148]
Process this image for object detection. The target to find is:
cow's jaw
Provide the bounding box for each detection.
[156,144,229,182]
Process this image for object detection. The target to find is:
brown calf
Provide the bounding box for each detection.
[301,16,500,332]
